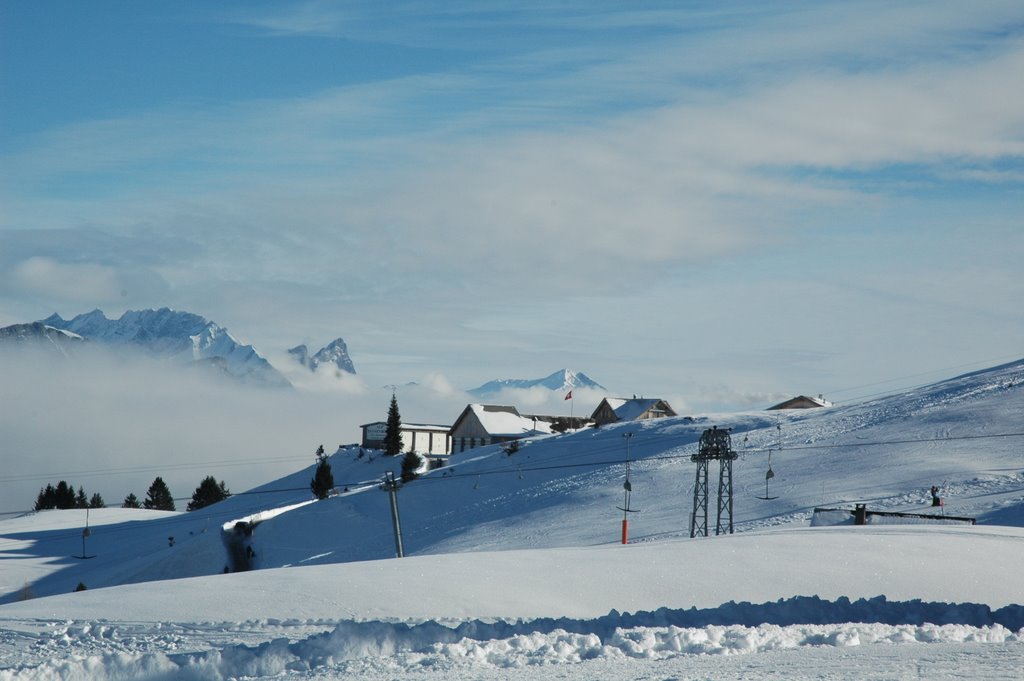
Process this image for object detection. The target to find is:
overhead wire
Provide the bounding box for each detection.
[3,429,1022,534]
[821,353,1023,405]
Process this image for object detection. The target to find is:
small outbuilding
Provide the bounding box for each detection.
[449,404,552,453]
[767,394,832,410]
[591,397,677,427]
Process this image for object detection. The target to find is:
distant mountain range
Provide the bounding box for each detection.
[33,308,290,387]
[288,339,356,375]
[0,308,361,389]
[1,309,605,397]
[469,369,605,396]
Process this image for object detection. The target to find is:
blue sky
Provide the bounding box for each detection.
[2,0,1023,412]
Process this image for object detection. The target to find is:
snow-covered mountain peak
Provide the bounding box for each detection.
[37,308,289,387]
[289,337,356,374]
[0,321,86,357]
[469,368,605,395]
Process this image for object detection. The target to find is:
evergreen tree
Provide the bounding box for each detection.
[122,493,142,509]
[310,445,334,499]
[400,450,422,483]
[34,481,88,510]
[54,481,76,509]
[34,484,57,511]
[187,476,230,511]
[384,392,403,456]
[89,493,105,509]
[143,477,175,511]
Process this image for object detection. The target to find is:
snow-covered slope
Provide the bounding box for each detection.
[0,322,84,357]
[1,359,1022,679]
[469,368,605,396]
[39,308,289,387]
[3,358,1022,600]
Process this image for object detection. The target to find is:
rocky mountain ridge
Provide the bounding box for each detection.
[288,338,356,374]
[34,308,289,387]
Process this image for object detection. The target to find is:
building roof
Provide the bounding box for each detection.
[360,422,451,432]
[767,395,832,410]
[599,397,676,421]
[452,404,553,437]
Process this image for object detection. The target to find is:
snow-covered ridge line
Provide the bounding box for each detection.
[38,307,290,387]
[4,598,1021,681]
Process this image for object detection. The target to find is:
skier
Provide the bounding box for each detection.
[930,485,942,507]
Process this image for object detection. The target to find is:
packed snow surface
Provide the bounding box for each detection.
[1,359,1023,679]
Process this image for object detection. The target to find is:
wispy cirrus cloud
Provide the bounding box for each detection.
[3,1,1023,406]
[225,0,349,37]
[4,35,1023,311]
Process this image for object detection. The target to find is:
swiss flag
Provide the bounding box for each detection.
[564,390,573,400]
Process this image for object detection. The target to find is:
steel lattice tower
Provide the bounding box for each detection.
[690,455,709,537]
[690,426,738,537]
[716,452,735,535]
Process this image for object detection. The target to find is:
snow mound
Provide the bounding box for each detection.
[3,598,1021,681]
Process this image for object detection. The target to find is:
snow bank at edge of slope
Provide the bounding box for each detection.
[3,596,1024,680]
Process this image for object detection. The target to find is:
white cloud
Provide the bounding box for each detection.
[2,1,1022,414]
[8,40,1021,303]
[9,257,121,302]
[230,1,347,37]
[415,372,463,398]
[0,345,387,512]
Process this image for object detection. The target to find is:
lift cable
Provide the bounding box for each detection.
[5,430,1024,507]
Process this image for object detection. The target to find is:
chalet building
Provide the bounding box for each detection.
[767,394,832,410]
[591,397,677,426]
[360,421,451,456]
[449,404,553,453]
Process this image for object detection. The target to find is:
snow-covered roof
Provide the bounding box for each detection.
[767,395,833,410]
[401,423,451,432]
[603,397,674,421]
[360,421,450,432]
[461,404,553,436]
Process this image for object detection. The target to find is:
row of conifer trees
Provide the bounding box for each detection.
[37,396,414,511]
[34,475,230,513]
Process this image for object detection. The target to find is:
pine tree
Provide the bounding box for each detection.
[89,493,105,509]
[34,484,57,511]
[310,445,334,499]
[122,493,142,509]
[143,477,175,511]
[384,392,403,456]
[54,481,76,509]
[400,450,422,483]
[75,486,88,509]
[187,476,230,511]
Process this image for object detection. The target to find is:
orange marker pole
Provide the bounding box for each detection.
[621,518,629,544]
